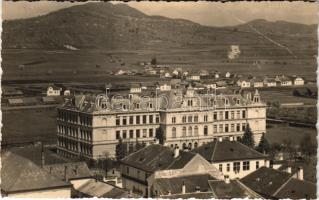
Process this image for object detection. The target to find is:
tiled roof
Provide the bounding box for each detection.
[163,192,215,199]
[1,151,70,193]
[155,174,216,195]
[275,178,316,199]
[192,140,267,162]
[208,179,260,199]
[44,162,92,180]
[121,144,175,172]
[167,151,197,169]
[240,167,292,197]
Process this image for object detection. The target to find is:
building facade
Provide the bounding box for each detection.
[56,87,266,159]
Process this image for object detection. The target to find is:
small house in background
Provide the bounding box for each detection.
[47,85,62,96]
[186,73,200,81]
[225,72,231,78]
[250,77,264,88]
[64,89,71,96]
[115,69,126,75]
[182,71,189,77]
[158,82,171,91]
[237,79,251,88]
[276,75,292,86]
[293,77,304,86]
[199,69,209,77]
[263,77,277,87]
[203,80,217,90]
[130,83,142,94]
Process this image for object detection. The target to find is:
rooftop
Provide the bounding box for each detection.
[192,140,267,162]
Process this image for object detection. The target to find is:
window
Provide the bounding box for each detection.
[227,163,230,172]
[122,130,127,139]
[122,117,127,125]
[136,130,140,138]
[204,126,208,136]
[149,129,153,137]
[233,162,240,172]
[231,111,234,119]
[143,129,147,137]
[172,117,176,124]
[225,111,229,120]
[236,123,240,132]
[256,161,259,169]
[243,161,250,171]
[219,124,223,133]
[219,164,223,172]
[143,115,147,124]
[213,125,217,133]
[188,126,192,136]
[156,115,160,123]
[204,115,208,122]
[194,126,199,136]
[242,123,246,131]
[136,116,140,124]
[194,115,199,122]
[129,130,134,138]
[149,115,153,123]
[242,110,246,118]
[116,117,120,125]
[231,124,235,132]
[213,112,217,120]
[225,99,229,105]
[236,111,240,119]
[219,111,223,120]
[182,116,187,123]
[182,127,187,137]
[129,116,134,124]
[188,116,192,123]
[116,131,120,139]
[172,127,176,138]
[149,103,153,109]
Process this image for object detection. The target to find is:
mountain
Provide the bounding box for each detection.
[2,2,317,51]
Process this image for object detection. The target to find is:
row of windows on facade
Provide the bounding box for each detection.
[170,123,246,138]
[116,128,158,140]
[171,110,246,124]
[58,125,93,141]
[116,115,160,126]
[57,138,92,155]
[58,111,92,126]
[218,160,260,173]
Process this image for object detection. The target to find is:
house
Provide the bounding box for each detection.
[192,139,269,179]
[275,75,292,86]
[1,151,71,198]
[214,72,220,79]
[203,80,217,90]
[163,72,172,78]
[186,73,200,81]
[158,82,171,91]
[199,69,209,77]
[237,79,251,88]
[120,144,223,197]
[64,89,71,96]
[263,77,277,87]
[130,83,142,94]
[172,69,179,76]
[241,167,315,199]
[47,85,62,96]
[250,77,264,88]
[228,45,241,59]
[293,77,305,86]
[115,69,126,75]
[225,72,231,78]
[182,71,189,77]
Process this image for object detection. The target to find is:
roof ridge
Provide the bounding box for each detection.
[272,175,294,197]
[211,141,218,161]
[236,141,267,157]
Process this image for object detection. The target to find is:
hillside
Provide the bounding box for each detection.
[2,2,317,54]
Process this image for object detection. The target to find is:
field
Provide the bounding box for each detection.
[2,48,317,83]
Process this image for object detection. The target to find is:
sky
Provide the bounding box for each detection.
[2,1,318,27]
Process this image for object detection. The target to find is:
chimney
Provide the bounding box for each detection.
[195,186,200,193]
[224,175,230,184]
[287,166,292,174]
[174,147,180,158]
[64,165,68,182]
[297,167,304,180]
[182,181,186,194]
[218,137,223,142]
[41,142,45,168]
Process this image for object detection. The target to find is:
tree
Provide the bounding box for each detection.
[300,135,317,157]
[241,123,255,148]
[256,133,270,154]
[155,127,165,145]
[151,57,157,65]
[115,138,126,161]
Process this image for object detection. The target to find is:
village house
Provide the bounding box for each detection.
[203,80,217,90]
[116,69,126,75]
[241,167,315,199]
[130,83,142,94]
[47,85,62,96]
[293,76,305,86]
[199,69,209,77]
[275,75,292,86]
[225,72,231,78]
[158,82,172,91]
[237,79,251,88]
[182,71,189,77]
[186,73,201,81]
[263,77,277,87]
[250,77,264,88]
[192,139,269,179]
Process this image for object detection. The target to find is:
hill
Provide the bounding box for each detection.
[2,2,317,54]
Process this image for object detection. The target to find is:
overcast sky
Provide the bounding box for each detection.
[2,1,318,27]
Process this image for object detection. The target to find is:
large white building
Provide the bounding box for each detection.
[56,87,266,159]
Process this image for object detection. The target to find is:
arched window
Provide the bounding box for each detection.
[194,142,198,148]
[182,143,187,150]
[182,116,187,123]
[182,127,187,137]
[194,126,199,136]
[204,125,208,136]
[188,126,193,136]
[188,143,192,150]
[172,127,176,138]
